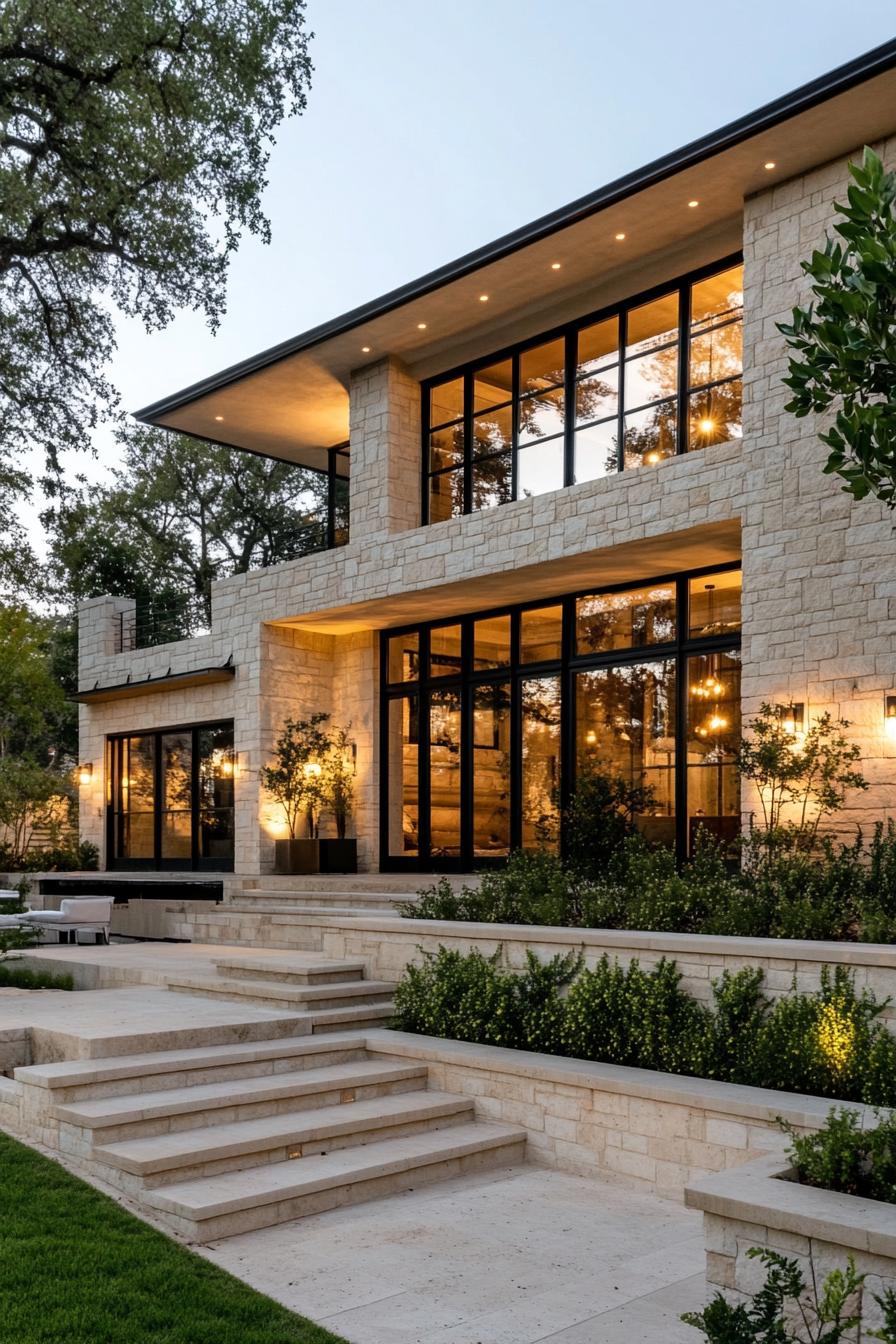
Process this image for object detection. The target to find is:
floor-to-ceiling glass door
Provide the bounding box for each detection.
[107,720,235,870]
[380,565,741,872]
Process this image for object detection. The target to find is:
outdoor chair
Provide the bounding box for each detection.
[23,897,114,945]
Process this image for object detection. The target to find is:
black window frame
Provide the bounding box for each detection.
[422,253,743,525]
[106,718,235,872]
[380,562,741,872]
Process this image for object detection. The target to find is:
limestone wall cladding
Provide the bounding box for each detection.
[77,137,896,869]
[738,136,896,837]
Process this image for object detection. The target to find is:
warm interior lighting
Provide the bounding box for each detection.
[645,450,661,464]
[697,416,716,434]
[764,161,776,170]
[479,294,489,302]
[417,322,427,330]
[550,262,562,270]
[688,199,699,208]
[886,694,896,738]
[303,761,322,779]
[615,232,626,240]
[77,762,93,786]
[585,729,597,745]
[361,345,371,353]
[214,415,224,422]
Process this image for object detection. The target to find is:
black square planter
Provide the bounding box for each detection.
[318,839,358,874]
[274,839,320,875]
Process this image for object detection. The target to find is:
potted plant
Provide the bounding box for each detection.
[262,713,331,874]
[319,724,357,873]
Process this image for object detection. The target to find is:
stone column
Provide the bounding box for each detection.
[348,356,421,543]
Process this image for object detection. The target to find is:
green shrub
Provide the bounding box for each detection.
[562,955,711,1074]
[781,1106,896,1204]
[682,1248,874,1342]
[392,949,896,1106]
[562,764,654,882]
[401,851,590,927]
[858,820,896,943]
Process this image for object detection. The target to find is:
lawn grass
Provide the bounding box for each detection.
[0,1132,347,1344]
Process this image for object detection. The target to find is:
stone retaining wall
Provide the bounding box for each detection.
[686,1154,896,1331]
[312,917,896,1025]
[365,1029,873,1200]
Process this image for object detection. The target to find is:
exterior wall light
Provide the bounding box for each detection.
[776,702,805,739]
[77,762,93,786]
[885,694,896,739]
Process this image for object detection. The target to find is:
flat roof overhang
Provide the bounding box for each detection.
[272,520,742,634]
[72,662,236,704]
[137,42,896,470]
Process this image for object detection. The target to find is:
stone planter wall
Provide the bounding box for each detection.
[365,1029,872,1200]
[312,917,896,1026]
[686,1153,896,1333]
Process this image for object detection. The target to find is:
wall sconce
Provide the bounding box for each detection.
[219,752,240,779]
[76,762,93,786]
[885,694,896,739]
[776,702,805,739]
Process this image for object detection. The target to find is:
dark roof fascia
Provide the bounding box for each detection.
[71,661,236,704]
[136,39,896,424]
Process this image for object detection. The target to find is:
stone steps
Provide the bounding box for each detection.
[16,949,524,1241]
[144,1120,525,1241]
[215,956,367,985]
[165,973,396,1012]
[54,1057,427,1142]
[92,1090,476,1187]
[16,1034,369,1100]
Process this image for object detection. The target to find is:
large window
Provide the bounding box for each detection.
[107,721,235,870]
[424,258,743,523]
[381,566,741,870]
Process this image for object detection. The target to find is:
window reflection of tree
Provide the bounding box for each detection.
[576,662,677,819]
[522,677,561,850]
[576,588,676,654]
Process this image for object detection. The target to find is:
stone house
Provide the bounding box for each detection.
[75,44,896,881]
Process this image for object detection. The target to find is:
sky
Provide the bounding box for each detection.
[21,0,896,524]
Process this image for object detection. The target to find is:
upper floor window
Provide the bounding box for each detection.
[424,258,743,524]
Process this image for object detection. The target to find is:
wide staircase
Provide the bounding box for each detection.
[16,952,524,1243]
[182,874,477,949]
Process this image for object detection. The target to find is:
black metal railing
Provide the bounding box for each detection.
[116,517,349,653]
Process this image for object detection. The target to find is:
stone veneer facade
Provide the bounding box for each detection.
[78,138,896,877]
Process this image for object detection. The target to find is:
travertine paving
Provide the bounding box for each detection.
[203,1164,705,1344]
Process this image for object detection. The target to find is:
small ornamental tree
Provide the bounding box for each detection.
[778,146,896,506]
[321,724,355,841]
[261,712,330,841]
[736,704,867,850]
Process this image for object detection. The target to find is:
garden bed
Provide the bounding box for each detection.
[685,1153,896,1331]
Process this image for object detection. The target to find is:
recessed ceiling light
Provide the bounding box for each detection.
[764,161,776,170]
[615,232,626,241]
[361,346,371,353]
[214,415,224,421]
[550,262,561,270]
[479,294,489,302]
[417,322,427,330]
[688,200,699,208]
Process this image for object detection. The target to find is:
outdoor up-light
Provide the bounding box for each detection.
[76,762,93,786]
[886,695,896,739]
[776,702,805,739]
